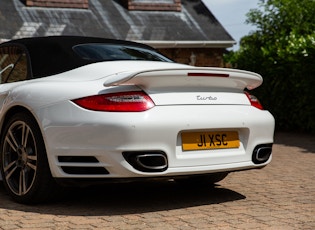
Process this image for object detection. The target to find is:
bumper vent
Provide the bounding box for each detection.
[58,156,109,175]
[61,166,109,175]
[58,156,99,163]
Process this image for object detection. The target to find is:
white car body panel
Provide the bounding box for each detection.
[39,103,273,177]
[33,97,274,178]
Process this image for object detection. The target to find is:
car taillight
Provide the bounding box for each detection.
[72,91,155,112]
[245,91,264,110]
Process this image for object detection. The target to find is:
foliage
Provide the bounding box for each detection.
[225,0,315,133]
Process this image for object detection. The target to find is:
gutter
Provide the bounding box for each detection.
[135,40,236,49]
[0,39,9,44]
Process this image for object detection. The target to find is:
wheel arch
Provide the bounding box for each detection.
[0,105,60,204]
[0,106,44,144]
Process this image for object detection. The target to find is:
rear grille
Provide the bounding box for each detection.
[58,156,99,163]
[61,166,109,175]
[58,156,109,175]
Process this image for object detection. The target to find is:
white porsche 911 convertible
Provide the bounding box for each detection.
[0,36,274,203]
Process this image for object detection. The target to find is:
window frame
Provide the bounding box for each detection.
[0,44,32,84]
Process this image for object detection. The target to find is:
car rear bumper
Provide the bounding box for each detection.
[36,102,275,179]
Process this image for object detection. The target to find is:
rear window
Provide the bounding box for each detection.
[73,44,172,62]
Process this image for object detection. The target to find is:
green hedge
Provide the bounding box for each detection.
[225,49,315,133]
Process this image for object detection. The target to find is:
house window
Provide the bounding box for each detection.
[0,46,29,83]
[123,0,181,11]
[25,0,89,9]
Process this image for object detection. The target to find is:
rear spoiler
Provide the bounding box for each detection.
[103,67,262,90]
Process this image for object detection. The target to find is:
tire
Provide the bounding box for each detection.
[175,172,229,186]
[0,113,59,204]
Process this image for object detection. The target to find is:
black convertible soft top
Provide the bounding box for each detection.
[1,36,163,78]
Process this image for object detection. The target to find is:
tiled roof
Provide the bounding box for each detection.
[0,0,235,48]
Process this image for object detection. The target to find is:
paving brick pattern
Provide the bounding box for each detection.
[0,132,314,229]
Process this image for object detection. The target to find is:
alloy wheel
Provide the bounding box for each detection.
[2,120,37,196]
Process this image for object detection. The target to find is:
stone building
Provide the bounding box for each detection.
[0,0,235,67]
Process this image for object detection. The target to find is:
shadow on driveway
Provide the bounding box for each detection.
[0,180,245,216]
[275,132,315,154]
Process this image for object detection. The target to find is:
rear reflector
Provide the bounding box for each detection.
[188,72,229,78]
[245,92,264,110]
[72,91,155,112]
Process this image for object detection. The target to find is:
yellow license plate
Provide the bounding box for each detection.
[181,131,240,151]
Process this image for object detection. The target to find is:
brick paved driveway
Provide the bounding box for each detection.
[0,132,314,230]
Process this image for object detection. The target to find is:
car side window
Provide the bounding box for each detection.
[0,46,28,83]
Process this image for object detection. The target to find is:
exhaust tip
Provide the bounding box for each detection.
[252,144,273,164]
[123,151,168,172]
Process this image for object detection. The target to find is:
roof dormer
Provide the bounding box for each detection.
[25,0,89,9]
[122,0,181,11]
